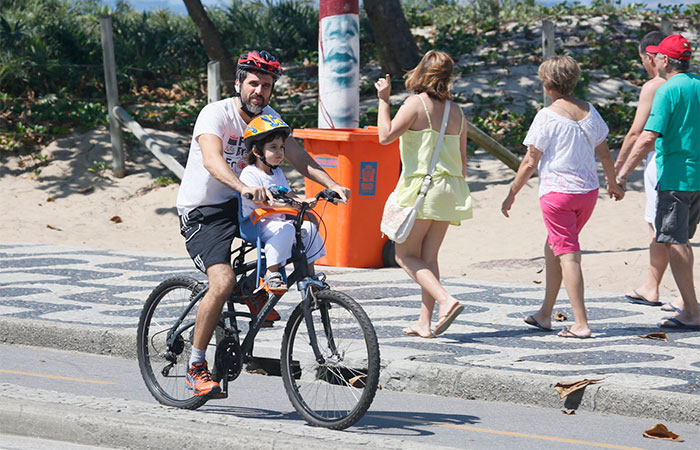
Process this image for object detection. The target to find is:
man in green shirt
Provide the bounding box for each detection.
[618,34,700,329]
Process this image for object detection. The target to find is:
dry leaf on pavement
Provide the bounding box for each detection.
[554,311,567,321]
[643,423,682,441]
[78,186,94,194]
[110,216,123,223]
[46,224,61,231]
[554,379,602,398]
[638,333,668,341]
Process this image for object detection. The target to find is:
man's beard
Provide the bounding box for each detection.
[242,93,267,115]
[243,100,264,115]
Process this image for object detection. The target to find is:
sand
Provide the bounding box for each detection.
[1,124,689,303]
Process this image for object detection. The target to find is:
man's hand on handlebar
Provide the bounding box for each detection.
[315,189,341,205]
[242,185,273,205]
[327,183,350,204]
[268,187,341,208]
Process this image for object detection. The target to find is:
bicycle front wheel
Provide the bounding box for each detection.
[280,289,380,429]
[136,276,209,409]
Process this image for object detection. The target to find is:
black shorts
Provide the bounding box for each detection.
[655,190,700,244]
[179,198,239,273]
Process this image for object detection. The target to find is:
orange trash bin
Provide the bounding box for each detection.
[292,127,400,268]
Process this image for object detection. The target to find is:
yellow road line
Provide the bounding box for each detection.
[0,369,115,385]
[371,414,650,450]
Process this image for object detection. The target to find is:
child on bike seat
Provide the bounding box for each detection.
[240,114,326,294]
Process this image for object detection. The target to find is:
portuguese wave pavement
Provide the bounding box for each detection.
[1,242,698,427]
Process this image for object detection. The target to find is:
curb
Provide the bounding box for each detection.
[3,317,699,425]
[1,318,136,359]
[0,384,437,450]
[380,359,700,425]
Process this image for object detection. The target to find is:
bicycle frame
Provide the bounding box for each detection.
[163,198,335,392]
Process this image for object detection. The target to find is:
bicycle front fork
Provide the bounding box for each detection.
[298,279,336,364]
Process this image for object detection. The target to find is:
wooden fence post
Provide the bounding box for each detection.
[541,20,555,107]
[208,60,221,104]
[661,17,672,36]
[112,106,185,180]
[466,121,522,172]
[100,16,125,178]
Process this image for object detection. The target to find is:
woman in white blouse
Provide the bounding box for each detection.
[501,55,624,339]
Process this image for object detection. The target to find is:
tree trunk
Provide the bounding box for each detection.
[182,0,236,91]
[363,0,420,79]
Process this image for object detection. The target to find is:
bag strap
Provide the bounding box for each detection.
[418,101,451,197]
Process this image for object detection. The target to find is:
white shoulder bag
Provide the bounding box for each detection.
[380,101,451,244]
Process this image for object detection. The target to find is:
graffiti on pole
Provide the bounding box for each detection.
[318,0,359,129]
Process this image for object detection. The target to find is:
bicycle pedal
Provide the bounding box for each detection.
[209,391,228,399]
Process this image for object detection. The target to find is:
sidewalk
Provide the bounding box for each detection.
[1,242,699,424]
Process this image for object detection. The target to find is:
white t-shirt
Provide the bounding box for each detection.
[523,103,609,197]
[239,164,291,220]
[176,98,280,215]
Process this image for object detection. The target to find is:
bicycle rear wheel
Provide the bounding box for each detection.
[136,276,209,409]
[280,289,380,429]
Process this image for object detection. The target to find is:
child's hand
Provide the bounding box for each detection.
[375,74,391,102]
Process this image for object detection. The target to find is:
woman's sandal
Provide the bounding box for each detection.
[434,302,464,335]
[557,327,591,339]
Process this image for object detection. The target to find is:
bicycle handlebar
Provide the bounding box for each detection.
[244,187,340,207]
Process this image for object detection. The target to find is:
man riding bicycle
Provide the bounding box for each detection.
[175,50,350,396]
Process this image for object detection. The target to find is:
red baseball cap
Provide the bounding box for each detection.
[646,34,693,61]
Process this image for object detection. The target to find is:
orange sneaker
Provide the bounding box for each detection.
[245,288,281,323]
[185,362,221,396]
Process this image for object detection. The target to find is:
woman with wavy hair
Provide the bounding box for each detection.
[375,50,473,338]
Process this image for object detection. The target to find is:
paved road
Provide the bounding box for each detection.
[2,344,699,450]
[0,242,699,424]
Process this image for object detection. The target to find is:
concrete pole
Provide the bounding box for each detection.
[207,60,221,104]
[100,16,125,178]
[318,0,360,129]
[542,20,555,107]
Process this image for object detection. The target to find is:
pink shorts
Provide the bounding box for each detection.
[539,189,598,256]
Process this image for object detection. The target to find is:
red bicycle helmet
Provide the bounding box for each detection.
[237,50,283,80]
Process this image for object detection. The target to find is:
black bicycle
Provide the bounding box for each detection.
[136,189,380,430]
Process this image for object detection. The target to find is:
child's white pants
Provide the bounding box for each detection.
[259,220,326,267]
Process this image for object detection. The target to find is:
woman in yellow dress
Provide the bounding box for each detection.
[375,50,472,338]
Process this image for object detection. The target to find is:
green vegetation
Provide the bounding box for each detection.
[154,175,176,187]
[88,160,111,176]
[2,0,699,161]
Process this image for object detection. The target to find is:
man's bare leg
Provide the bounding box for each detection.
[662,242,700,326]
[193,263,235,351]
